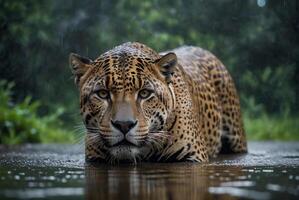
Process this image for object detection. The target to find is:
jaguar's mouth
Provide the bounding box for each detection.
[110,139,138,147]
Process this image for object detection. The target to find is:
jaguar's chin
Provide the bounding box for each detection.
[108,145,141,164]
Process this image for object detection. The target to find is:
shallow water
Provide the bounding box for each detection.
[0,142,298,200]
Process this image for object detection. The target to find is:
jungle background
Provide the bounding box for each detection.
[0,0,298,144]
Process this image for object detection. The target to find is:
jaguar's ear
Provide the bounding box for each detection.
[69,53,92,86]
[155,53,177,84]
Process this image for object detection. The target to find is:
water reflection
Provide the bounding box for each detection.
[85,163,244,200]
[0,143,298,199]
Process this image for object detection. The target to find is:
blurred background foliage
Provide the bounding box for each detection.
[0,0,298,143]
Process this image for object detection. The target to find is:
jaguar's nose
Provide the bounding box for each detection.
[111,120,138,134]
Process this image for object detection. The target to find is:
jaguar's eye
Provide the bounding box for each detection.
[138,89,153,99]
[96,89,110,99]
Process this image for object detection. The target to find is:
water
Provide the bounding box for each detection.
[0,142,298,200]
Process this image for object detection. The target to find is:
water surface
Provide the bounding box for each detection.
[0,142,298,200]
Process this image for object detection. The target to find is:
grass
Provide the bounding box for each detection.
[244,114,299,141]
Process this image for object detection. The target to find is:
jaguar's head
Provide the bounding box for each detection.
[69,43,177,163]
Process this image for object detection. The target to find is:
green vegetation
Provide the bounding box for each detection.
[0,81,74,144]
[244,115,299,141]
[0,0,298,143]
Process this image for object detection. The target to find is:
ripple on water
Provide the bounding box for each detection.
[220,181,256,187]
[208,187,271,200]
[1,188,84,199]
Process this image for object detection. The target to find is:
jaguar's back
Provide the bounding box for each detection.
[168,46,247,157]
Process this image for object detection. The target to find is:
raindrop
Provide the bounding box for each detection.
[257,0,266,7]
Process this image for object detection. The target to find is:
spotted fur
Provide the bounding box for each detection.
[69,42,247,164]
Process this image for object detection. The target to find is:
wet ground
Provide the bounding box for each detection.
[0,142,298,200]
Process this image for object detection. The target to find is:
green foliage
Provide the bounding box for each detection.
[0,81,74,144]
[244,114,299,141]
[240,65,295,115]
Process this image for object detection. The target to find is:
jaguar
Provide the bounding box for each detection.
[69,42,247,164]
